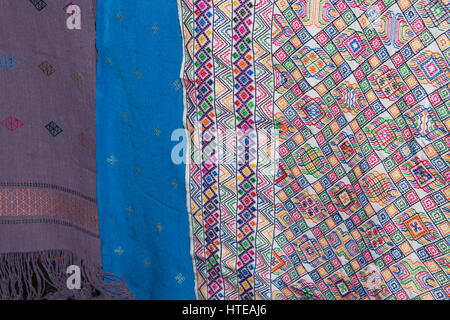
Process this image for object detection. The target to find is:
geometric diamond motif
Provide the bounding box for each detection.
[45,121,63,137]
[424,0,449,25]
[404,215,429,240]
[28,0,47,11]
[0,54,18,71]
[410,162,436,188]
[336,188,354,210]
[339,139,356,162]
[374,122,396,147]
[364,118,405,154]
[404,103,447,141]
[420,55,444,81]
[38,61,56,77]
[292,46,336,85]
[407,50,450,88]
[368,65,408,101]
[0,116,24,131]
[345,34,365,57]
[400,157,446,193]
[335,28,373,63]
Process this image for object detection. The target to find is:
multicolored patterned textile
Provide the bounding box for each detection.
[178,0,450,300]
[0,0,133,299]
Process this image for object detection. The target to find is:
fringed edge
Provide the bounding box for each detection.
[0,250,135,300]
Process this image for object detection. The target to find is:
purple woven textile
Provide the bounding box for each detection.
[0,0,133,299]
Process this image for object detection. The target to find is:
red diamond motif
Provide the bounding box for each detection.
[1,116,24,131]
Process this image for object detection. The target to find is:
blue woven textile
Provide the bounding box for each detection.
[96,1,195,299]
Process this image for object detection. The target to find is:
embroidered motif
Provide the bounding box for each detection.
[38,61,56,77]
[1,115,24,131]
[0,54,18,70]
[71,72,85,87]
[28,0,47,11]
[45,121,63,137]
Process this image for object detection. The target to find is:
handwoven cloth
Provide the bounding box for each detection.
[96,0,195,299]
[0,0,133,299]
[178,0,450,300]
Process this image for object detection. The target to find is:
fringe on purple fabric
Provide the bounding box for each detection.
[0,250,135,300]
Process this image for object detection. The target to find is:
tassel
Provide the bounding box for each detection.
[0,250,135,300]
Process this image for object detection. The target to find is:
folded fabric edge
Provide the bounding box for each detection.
[0,250,135,300]
[176,0,199,301]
